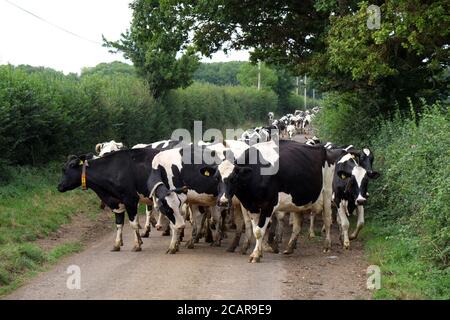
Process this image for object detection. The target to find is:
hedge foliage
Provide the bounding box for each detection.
[0,64,280,171]
[315,95,449,298]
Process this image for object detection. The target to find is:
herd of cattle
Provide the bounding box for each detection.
[57,108,379,263]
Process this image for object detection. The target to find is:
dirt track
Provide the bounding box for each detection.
[4,134,372,300]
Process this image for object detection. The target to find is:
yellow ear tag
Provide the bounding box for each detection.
[204,170,210,177]
[79,160,84,165]
[341,174,347,179]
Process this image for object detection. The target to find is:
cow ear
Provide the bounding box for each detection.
[337,170,350,180]
[95,143,103,154]
[368,171,380,179]
[200,165,217,177]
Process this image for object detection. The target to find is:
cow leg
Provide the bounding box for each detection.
[186,204,202,249]
[284,212,302,254]
[209,206,223,247]
[350,205,364,240]
[167,223,181,254]
[227,204,243,252]
[322,193,333,253]
[240,205,253,254]
[141,205,153,238]
[309,212,316,238]
[265,211,284,253]
[127,205,143,252]
[337,204,350,249]
[249,213,271,263]
[112,211,125,252]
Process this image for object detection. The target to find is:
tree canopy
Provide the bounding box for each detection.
[106,0,449,111]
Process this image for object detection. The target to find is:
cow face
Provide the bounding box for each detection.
[359,147,380,179]
[203,162,253,207]
[57,154,92,192]
[336,154,371,205]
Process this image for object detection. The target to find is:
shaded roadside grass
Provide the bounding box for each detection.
[0,164,100,296]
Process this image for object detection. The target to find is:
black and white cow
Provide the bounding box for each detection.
[332,149,379,249]
[200,140,345,262]
[132,139,187,237]
[58,148,160,252]
[267,112,274,124]
[147,144,223,253]
[305,136,321,146]
[147,140,253,254]
[95,140,125,157]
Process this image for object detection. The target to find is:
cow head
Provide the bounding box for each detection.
[359,147,380,179]
[336,153,372,206]
[201,161,253,208]
[57,154,93,192]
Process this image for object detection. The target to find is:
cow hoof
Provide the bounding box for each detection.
[166,248,177,254]
[162,231,170,236]
[120,240,124,246]
[141,230,150,238]
[132,246,142,252]
[226,246,236,253]
[186,241,195,249]
[111,246,121,252]
[349,234,357,240]
[283,248,294,255]
[343,240,350,250]
[249,256,261,263]
[309,233,316,239]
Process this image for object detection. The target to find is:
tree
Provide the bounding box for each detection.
[117,0,448,113]
[236,62,278,89]
[103,0,200,98]
[81,61,136,78]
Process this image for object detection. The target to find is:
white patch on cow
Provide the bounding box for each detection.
[115,224,123,246]
[356,194,367,204]
[165,192,186,229]
[132,143,149,149]
[151,140,171,149]
[151,148,183,189]
[324,142,333,148]
[186,190,216,206]
[363,148,371,156]
[98,140,123,156]
[274,192,320,213]
[112,203,126,214]
[344,145,354,152]
[338,153,357,164]
[130,215,140,230]
[352,166,367,187]
[287,125,296,139]
[218,160,235,180]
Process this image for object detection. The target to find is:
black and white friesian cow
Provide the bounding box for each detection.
[58,148,161,252]
[332,148,379,249]
[147,140,253,254]
[95,139,182,238]
[199,140,345,262]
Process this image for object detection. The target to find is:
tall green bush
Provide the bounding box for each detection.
[0,64,279,167]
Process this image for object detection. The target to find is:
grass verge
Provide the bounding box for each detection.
[0,164,100,297]
[361,220,449,300]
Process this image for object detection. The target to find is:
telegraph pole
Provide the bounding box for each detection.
[304,74,307,109]
[296,76,299,95]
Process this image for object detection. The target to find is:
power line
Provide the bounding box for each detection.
[3,0,103,46]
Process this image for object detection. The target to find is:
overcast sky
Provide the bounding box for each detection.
[0,0,249,74]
